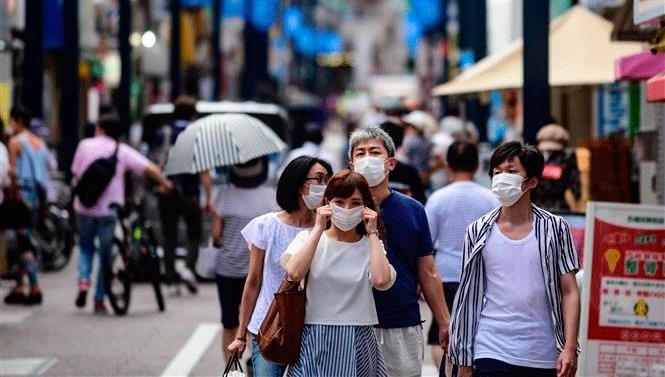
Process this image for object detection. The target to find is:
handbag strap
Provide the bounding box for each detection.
[223,354,243,376]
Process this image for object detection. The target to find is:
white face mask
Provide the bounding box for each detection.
[330,203,364,232]
[302,185,326,210]
[492,173,527,207]
[354,156,387,187]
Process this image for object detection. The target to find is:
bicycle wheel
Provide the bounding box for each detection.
[35,204,74,272]
[141,232,165,312]
[105,238,132,316]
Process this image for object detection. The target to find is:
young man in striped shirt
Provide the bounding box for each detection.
[448,141,580,377]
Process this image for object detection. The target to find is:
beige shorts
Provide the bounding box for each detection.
[375,325,424,377]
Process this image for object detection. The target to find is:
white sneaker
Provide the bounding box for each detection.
[180,268,198,295]
[167,285,181,298]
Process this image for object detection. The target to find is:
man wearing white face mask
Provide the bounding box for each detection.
[449,141,580,377]
[348,127,451,377]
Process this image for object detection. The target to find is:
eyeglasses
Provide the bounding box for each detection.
[305,176,327,185]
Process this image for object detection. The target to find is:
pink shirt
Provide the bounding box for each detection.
[71,135,150,217]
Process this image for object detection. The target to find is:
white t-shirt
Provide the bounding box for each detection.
[285,231,383,326]
[473,222,558,369]
[425,181,499,282]
[240,212,311,334]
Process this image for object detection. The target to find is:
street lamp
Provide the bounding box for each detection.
[130,32,142,47]
[141,31,157,48]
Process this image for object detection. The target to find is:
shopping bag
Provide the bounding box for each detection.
[195,240,218,279]
[222,354,245,377]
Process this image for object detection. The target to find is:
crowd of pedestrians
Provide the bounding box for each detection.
[0,99,582,377]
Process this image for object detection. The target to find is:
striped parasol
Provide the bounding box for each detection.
[164,113,287,175]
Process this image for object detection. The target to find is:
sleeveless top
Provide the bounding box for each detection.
[16,133,49,191]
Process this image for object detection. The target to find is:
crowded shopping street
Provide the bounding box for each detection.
[1,1,664,377]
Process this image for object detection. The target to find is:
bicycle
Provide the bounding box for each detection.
[104,198,165,315]
[34,201,75,272]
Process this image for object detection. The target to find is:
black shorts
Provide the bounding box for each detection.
[215,275,246,329]
[427,282,460,345]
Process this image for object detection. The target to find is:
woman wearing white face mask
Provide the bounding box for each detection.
[449,141,581,377]
[281,170,396,377]
[227,156,332,377]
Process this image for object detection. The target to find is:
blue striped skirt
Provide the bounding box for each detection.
[287,324,388,377]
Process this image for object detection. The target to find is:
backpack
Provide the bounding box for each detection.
[74,143,119,208]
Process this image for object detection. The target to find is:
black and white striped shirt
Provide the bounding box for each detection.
[448,205,580,366]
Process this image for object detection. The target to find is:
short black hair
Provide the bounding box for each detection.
[10,105,31,128]
[173,95,197,121]
[447,141,478,172]
[303,126,323,145]
[380,121,405,148]
[98,113,123,140]
[276,155,333,213]
[489,141,544,179]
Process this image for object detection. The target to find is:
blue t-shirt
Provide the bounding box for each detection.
[374,191,434,328]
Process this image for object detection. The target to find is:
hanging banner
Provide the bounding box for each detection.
[579,202,665,377]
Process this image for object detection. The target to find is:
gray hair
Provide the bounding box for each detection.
[348,127,396,159]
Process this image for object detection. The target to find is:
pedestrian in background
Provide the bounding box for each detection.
[71,113,172,314]
[380,121,426,204]
[159,95,212,297]
[425,141,499,374]
[401,110,434,182]
[227,156,333,377]
[281,170,396,377]
[348,127,450,377]
[449,141,580,377]
[533,123,581,213]
[4,105,47,305]
[211,156,277,361]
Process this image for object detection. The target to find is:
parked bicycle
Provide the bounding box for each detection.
[34,201,74,271]
[105,197,165,315]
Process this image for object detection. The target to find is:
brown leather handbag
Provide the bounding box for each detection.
[257,275,307,364]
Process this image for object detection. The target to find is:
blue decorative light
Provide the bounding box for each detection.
[412,0,442,30]
[318,31,343,54]
[250,0,277,31]
[404,11,422,57]
[223,0,245,18]
[294,26,317,57]
[283,6,303,37]
[459,50,476,70]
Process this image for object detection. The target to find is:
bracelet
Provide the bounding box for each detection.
[367,229,379,237]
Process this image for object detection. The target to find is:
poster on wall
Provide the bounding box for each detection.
[579,202,665,377]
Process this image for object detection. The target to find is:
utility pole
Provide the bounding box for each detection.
[241,0,268,100]
[212,0,222,100]
[61,0,80,182]
[119,0,132,132]
[523,0,550,144]
[23,0,43,119]
[459,0,488,142]
[170,0,181,101]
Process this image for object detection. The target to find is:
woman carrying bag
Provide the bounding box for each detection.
[227,156,333,377]
[280,170,396,377]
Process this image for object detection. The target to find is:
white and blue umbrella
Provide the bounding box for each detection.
[164,113,287,175]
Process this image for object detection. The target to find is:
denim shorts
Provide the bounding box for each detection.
[251,333,286,377]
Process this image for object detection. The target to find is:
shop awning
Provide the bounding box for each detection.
[432,6,644,96]
[615,51,665,81]
[647,71,665,102]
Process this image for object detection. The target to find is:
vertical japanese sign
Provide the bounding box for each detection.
[579,202,665,377]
